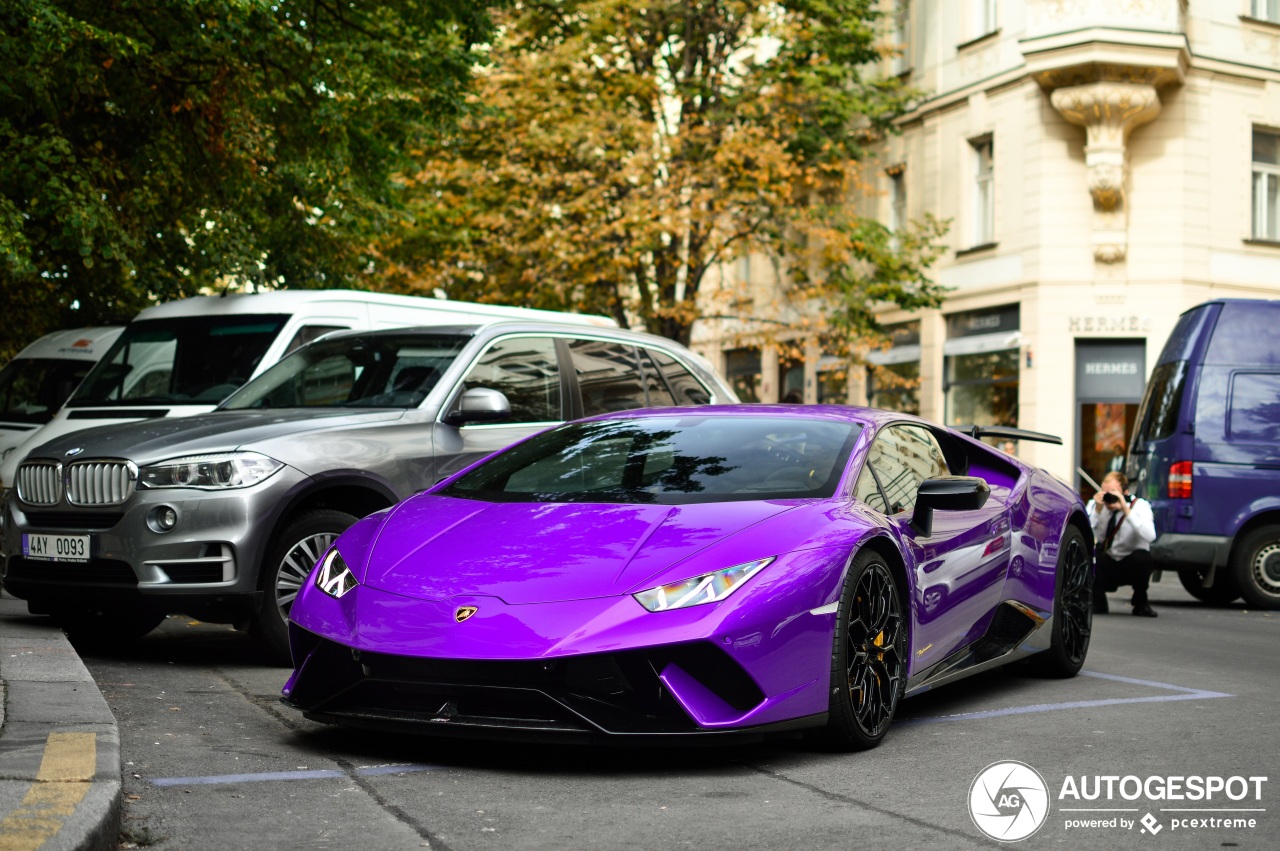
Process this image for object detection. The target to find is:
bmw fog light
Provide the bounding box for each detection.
[147,505,179,533]
[315,549,358,599]
[634,557,775,612]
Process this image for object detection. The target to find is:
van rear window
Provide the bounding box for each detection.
[1133,360,1188,446]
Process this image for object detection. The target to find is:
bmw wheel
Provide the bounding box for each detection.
[252,509,358,664]
[1232,524,1280,610]
[1026,525,1091,677]
[818,549,907,750]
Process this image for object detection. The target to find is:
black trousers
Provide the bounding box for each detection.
[1096,548,1154,605]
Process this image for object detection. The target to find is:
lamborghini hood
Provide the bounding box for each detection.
[356,496,801,605]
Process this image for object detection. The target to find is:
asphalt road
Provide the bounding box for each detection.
[79,579,1279,851]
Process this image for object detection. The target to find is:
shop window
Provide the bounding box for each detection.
[1254,129,1280,241]
[945,348,1018,428]
[868,361,920,415]
[725,348,762,403]
[779,360,804,403]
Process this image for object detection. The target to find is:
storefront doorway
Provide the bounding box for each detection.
[1075,340,1146,498]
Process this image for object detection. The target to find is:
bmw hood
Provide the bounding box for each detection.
[357,495,807,605]
[24,409,406,465]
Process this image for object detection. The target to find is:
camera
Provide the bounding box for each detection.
[1102,492,1121,506]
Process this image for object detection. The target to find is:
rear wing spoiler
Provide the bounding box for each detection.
[952,425,1063,446]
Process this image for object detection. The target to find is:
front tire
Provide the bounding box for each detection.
[1231,524,1280,610]
[1026,525,1091,678]
[817,550,907,751]
[252,509,358,664]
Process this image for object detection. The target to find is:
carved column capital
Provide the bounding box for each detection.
[1049,82,1162,263]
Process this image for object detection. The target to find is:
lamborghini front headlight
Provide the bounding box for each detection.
[315,548,358,599]
[633,557,775,612]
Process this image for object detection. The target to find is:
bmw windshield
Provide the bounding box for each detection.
[220,333,469,410]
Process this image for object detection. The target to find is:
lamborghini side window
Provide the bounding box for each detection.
[858,424,951,514]
[854,443,889,513]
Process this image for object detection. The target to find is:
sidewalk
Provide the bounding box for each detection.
[0,597,120,851]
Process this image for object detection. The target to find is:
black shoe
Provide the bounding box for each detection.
[1132,602,1157,618]
[1093,589,1109,614]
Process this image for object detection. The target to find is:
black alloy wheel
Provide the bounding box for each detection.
[1027,525,1091,677]
[819,549,906,750]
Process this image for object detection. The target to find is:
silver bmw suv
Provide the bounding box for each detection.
[2,321,735,661]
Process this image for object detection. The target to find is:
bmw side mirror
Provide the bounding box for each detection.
[910,476,991,538]
[444,388,511,426]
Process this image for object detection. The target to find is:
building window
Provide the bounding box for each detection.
[1254,129,1280,241]
[891,0,911,76]
[974,0,997,35]
[868,362,921,415]
[1253,0,1279,22]
[971,136,995,246]
[889,167,907,233]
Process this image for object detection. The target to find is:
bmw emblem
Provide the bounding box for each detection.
[65,448,84,457]
[454,606,478,623]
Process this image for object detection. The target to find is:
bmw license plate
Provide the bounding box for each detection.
[22,533,91,562]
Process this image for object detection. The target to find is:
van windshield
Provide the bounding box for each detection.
[0,359,96,424]
[1132,360,1188,447]
[69,315,289,407]
[220,333,469,410]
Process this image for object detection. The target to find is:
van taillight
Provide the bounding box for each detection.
[1168,461,1192,499]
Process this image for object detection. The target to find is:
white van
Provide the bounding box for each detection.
[0,327,124,462]
[0,290,615,486]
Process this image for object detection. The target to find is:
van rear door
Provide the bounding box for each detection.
[1128,303,1220,534]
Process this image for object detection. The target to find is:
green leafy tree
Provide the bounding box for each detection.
[386,0,948,347]
[0,0,497,357]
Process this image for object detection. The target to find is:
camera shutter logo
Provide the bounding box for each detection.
[968,761,1051,842]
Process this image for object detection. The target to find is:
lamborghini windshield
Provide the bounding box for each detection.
[441,415,861,505]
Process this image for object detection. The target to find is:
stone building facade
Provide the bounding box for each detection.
[690,0,1280,489]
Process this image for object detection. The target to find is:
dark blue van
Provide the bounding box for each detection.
[1129,299,1280,609]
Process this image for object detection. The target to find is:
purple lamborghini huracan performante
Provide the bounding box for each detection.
[282,406,1094,749]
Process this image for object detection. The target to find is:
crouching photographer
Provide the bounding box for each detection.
[1088,471,1159,618]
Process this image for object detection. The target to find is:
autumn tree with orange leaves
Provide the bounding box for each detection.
[384,0,948,348]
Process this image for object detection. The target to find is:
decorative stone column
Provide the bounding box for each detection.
[1050,82,1162,263]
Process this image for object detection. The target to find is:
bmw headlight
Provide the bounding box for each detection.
[138,452,283,490]
[315,548,357,599]
[633,557,775,612]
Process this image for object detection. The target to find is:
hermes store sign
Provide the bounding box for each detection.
[1068,315,1152,333]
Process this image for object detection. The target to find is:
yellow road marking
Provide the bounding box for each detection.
[0,732,96,851]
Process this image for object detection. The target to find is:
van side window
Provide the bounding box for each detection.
[460,337,561,423]
[284,325,347,356]
[646,349,712,405]
[568,339,647,416]
[1228,373,1280,443]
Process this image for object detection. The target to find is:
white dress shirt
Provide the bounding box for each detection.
[1087,496,1157,559]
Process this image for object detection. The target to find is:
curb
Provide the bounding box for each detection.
[0,599,120,851]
